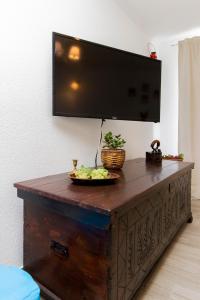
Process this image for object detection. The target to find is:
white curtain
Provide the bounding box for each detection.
[178,37,200,197]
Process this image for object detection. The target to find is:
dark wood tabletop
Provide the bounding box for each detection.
[14,158,194,214]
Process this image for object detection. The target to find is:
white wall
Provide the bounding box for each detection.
[153,40,179,155]
[0,0,152,266]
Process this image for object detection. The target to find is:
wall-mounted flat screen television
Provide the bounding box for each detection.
[53,32,161,122]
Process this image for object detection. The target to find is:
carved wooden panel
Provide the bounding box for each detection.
[112,170,192,300]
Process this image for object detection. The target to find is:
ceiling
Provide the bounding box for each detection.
[115,0,200,39]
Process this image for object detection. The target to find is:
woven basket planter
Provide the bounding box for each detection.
[101,149,125,170]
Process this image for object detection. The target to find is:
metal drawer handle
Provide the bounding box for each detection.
[50,240,69,258]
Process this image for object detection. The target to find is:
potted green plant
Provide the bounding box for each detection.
[101,131,126,169]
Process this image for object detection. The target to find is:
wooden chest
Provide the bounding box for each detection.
[14,158,194,300]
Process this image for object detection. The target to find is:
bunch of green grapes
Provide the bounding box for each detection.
[91,168,108,179]
[75,166,92,179]
[75,166,109,179]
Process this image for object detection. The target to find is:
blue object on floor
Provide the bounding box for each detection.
[0,265,40,300]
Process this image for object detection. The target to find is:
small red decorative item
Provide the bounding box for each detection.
[147,42,158,59]
[150,51,157,59]
[162,153,184,161]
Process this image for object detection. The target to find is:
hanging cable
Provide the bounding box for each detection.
[95,118,105,168]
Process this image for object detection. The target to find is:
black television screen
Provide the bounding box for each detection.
[53,32,161,122]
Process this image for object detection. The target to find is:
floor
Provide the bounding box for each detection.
[41,199,200,300]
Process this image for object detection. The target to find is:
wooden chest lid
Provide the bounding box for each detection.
[14,158,194,214]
